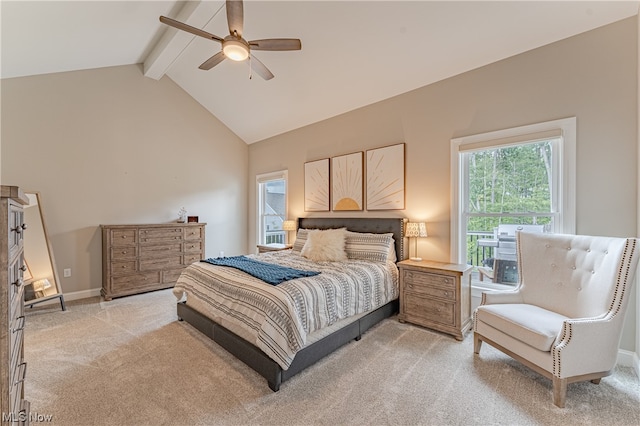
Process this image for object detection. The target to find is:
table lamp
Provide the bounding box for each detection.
[405,222,428,261]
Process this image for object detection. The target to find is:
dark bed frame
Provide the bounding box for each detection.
[177,217,407,391]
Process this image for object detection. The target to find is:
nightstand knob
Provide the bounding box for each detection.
[443,291,449,297]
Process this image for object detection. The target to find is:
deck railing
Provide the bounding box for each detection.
[467,231,495,266]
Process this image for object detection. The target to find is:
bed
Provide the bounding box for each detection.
[174,217,407,391]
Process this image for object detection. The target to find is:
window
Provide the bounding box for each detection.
[256,170,288,245]
[451,118,576,288]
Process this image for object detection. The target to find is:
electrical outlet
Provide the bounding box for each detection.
[63,268,71,278]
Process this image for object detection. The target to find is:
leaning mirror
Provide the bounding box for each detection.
[23,192,65,310]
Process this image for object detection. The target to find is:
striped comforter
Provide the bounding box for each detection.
[173,250,399,370]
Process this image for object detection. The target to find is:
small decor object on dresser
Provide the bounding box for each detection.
[177,207,187,223]
[101,222,206,300]
[187,216,199,223]
[397,259,472,341]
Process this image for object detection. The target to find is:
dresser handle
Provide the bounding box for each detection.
[122,235,127,239]
[19,264,27,272]
[122,250,127,254]
[12,316,25,333]
[443,291,449,297]
[13,278,23,287]
[13,223,27,234]
[15,362,27,385]
[122,265,127,269]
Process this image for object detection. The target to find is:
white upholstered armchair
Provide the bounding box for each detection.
[473,232,639,407]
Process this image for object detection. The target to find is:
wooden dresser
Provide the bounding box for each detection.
[397,259,472,341]
[1,186,30,425]
[101,223,206,300]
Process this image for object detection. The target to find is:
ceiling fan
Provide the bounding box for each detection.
[159,0,302,80]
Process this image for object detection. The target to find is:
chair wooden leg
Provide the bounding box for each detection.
[473,333,482,354]
[552,377,567,408]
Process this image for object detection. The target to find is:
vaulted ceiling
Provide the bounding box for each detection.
[2,1,638,144]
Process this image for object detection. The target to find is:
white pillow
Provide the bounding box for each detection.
[345,231,396,263]
[301,228,348,262]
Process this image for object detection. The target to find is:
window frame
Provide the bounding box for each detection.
[256,170,288,245]
[450,117,576,264]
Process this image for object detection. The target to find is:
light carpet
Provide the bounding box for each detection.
[23,289,639,426]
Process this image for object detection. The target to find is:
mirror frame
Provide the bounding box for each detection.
[24,191,66,311]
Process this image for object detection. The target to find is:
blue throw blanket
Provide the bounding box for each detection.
[201,256,320,285]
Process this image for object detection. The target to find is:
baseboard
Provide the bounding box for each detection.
[617,349,639,377]
[31,288,102,306]
[64,288,102,301]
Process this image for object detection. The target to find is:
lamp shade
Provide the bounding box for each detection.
[405,222,428,238]
[283,220,297,231]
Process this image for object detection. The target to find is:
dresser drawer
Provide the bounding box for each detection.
[111,260,137,275]
[139,243,182,257]
[183,253,202,265]
[404,292,455,327]
[163,268,185,284]
[140,255,182,271]
[184,226,204,240]
[9,203,26,260]
[110,246,137,260]
[183,240,203,253]
[111,271,161,292]
[139,227,183,243]
[110,229,137,246]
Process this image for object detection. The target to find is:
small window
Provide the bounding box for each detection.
[256,171,288,245]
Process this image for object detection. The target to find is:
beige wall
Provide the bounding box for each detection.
[1,64,248,297]
[249,18,638,350]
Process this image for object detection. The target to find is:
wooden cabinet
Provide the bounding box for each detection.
[1,186,30,425]
[397,259,472,341]
[101,223,206,300]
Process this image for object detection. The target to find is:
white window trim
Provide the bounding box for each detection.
[256,170,288,245]
[450,117,576,263]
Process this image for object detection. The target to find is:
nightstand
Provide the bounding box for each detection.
[257,243,293,254]
[397,259,472,341]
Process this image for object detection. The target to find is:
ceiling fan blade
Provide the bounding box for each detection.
[249,54,274,80]
[160,16,223,43]
[249,39,302,51]
[199,52,226,70]
[226,0,244,38]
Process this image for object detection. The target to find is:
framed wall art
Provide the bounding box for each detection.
[304,158,330,211]
[366,143,405,210]
[332,152,363,211]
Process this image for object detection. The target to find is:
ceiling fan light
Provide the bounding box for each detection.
[223,40,249,61]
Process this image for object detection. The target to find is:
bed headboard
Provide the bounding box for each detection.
[297,217,408,261]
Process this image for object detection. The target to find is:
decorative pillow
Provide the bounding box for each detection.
[292,228,313,253]
[345,231,395,263]
[301,228,348,262]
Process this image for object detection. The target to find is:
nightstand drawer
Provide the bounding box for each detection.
[403,271,455,297]
[404,292,455,326]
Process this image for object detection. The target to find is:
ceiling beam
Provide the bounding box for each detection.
[143,0,223,80]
